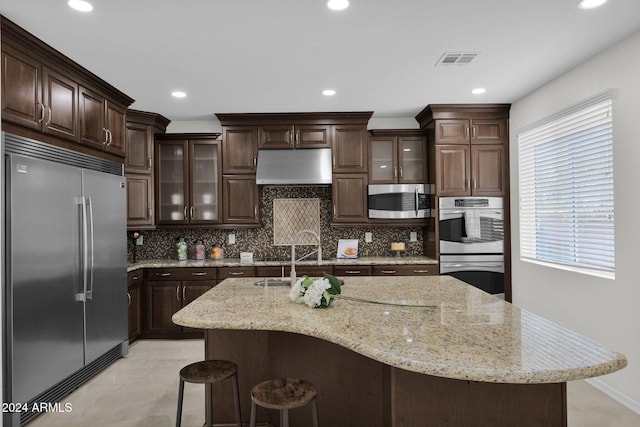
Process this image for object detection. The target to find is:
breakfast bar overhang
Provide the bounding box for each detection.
[173,275,627,427]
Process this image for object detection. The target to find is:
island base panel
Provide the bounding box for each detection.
[205,329,567,427]
[392,367,567,427]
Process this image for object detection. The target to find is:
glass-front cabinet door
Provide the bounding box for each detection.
[398,136,426,183]
[190,141,221,224]
[369,137,397,183]
[157,140,188,224]
[156,136,221,225]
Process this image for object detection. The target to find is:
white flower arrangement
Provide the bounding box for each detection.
[289,274,342,308]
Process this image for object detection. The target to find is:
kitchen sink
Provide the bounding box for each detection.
[254,279,291,287]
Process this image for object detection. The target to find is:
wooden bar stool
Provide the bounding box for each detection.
[249,378,319,427]
[176,360,242,427]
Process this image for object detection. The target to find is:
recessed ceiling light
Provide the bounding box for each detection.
[472,88,486,95]
[171,91,187,98]
[577,0,608,9]
[322,89,336,96]
[327,0,349,11]
[68,0,93,12]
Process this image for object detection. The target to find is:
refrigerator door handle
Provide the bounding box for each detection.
[76,196,88,302]
[86,196,95,300]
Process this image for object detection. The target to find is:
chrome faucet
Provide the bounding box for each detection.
[290,229,322,285]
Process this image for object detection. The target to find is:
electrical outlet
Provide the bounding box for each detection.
[228,234,236,244]
[410,231,417,242]
[136,236,144,245]
[365,232,373,243]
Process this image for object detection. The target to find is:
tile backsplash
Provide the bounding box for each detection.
[128,186,425,261]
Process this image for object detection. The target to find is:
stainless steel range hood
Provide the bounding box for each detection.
[256,148,333,185]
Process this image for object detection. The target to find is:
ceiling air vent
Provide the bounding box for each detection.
[436,52,479,66]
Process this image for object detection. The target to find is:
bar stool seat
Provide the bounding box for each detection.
[249,378,319,427]
[176,360,242,427]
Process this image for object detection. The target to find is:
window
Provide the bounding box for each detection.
[518,92,614,279]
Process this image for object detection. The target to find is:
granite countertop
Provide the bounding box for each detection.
[127,256,437,272]
[172,275,627,384]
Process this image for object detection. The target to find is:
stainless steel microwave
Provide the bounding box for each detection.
[368,184,430,219]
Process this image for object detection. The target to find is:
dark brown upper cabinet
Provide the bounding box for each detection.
[125,110,170,230]
[1,17,134,160]
[221,126,258,174]
[368,130,426,184]
[155,134,222,226]
[258,124,331,149]
[332,125,368,173]
[416,104,510,197]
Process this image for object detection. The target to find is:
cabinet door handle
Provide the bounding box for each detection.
[38,103,46,123]
[473,177,477,189]
[472,126,477,139]
[190,206,195,220]
[182,286,186,301]
[127,292,131,306]
[102,128,109,145]
[45,106,52,125]
[184,206,188,220]
[465,179,469,191]
[148,157,152,168]
[254,156,257,168]
[191,272,207,276]
[157,272,171,277]
[465,126,470,139]
[399,167,403,179]
[333,204,336,216]
[147,208,152,220]
[107,129,113,146]
[393,167,397,178]
[229,271,244,276]
[345,270,361,274]
[381,270,396,274]
[176,286,181,302]
[254,205,258,218]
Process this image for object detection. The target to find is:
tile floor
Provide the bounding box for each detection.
[28,339,640,427]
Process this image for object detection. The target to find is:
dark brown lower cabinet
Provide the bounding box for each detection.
[127,271,143,343]
[144,268,217,339]
[372,264,437,276]
[255,265,333,278]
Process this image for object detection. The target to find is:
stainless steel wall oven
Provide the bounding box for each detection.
[438,197,505,296]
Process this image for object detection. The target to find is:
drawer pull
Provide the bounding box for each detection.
[191,272,207,276]
[381,270,396,274]
[132,276,140,280]
[157,272,171,277]
[413,269,430,273]
[345,270,361,274]
[229,272,244,276]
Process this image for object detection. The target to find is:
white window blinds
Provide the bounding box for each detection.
[518,92,614,278]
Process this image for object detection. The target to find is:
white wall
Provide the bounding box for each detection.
[510,30,640,411]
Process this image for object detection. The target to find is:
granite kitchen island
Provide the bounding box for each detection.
[173,275,626,427]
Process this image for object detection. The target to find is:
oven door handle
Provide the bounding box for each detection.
[441,263,504,274]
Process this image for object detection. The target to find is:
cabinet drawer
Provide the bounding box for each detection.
[256,265,333,278]
[218,266,256,279]
[333,265,372,276]
[147,268,217,281]
[372,265,436,276]
[128,270,144,285]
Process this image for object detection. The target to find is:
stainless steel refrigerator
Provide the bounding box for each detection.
[3,133,128,426]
